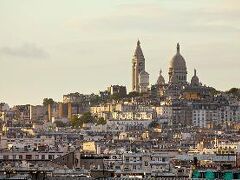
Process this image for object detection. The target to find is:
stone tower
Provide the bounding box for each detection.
[139,70,149,93]
[132,40,146,92]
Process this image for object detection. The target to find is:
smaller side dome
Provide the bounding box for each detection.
[191,69,200,86]
[157,70,165,85]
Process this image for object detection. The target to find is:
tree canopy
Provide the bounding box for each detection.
[71,115,82,128]
[96,117,107,125]
[70,112,97,128]
[128,91,141,98]
[54,120,67,127]
[227,88,240,98]
[110,93,121,101]
[43,98,54,106]
[70,112,107,128]
[148,121,160,129]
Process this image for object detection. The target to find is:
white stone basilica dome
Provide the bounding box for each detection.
[169,43,187,71]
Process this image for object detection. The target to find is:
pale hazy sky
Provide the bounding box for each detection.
[0,0,239,105]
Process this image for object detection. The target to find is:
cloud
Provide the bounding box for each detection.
[0,43,49,59]
[64,2,166,32]
[63,0,240,36]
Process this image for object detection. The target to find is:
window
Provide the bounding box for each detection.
[48,155,54,160]
[3,155,9,160]
[145,161,148,166]
[26,155,32,160]
[41,155,45,160]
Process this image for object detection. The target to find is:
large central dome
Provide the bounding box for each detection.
[168,43,187,84]
[169,43,186,71]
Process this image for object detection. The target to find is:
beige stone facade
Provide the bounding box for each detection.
[132,40,149,92]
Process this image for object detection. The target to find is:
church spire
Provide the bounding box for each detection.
[194,68,197,76]
[137,39,140,46]
[177,43,180,53]
[134,39,144,58]
[132,40,146,92]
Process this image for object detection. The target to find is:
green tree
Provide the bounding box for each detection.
[71,115,83,128]
[227,88,240,98]
[228,88,239,94]
[80,112,97,124]
[148,121,160,129]
[128,91,140,98]
[90,95,101,105]
[71,112,97,128]
[110,94,121,101]
[54,120,66,127]
[208,88,218,96]
[43,98,54,106]
[97,117,107,125]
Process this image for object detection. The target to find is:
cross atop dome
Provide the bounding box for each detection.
[177,43,180,53]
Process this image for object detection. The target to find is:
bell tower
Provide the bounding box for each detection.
[132,40,145,92]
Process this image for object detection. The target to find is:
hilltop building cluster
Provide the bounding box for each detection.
[132,40,209,100]
[0,41,240,179]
